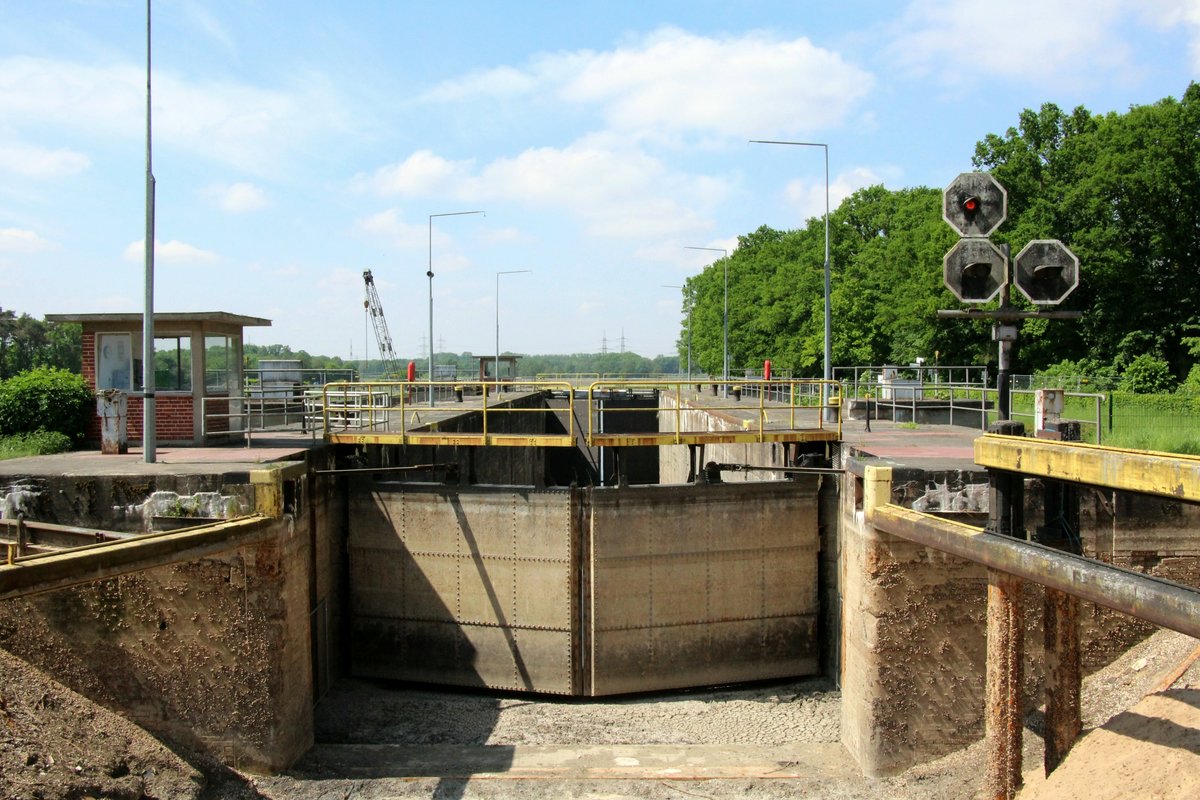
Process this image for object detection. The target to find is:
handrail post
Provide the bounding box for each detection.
[482,382,489,443]
[789,380,796,430]
[675,382,682,444]
[321,384,329,434]
[398,381,407,444]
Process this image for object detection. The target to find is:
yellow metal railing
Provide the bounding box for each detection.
[319,380,577,446]
[317,379,841,447]
[586,379,842,445]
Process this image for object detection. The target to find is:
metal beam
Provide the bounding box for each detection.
[974,433,1200,502]
[0,515,274,601]
[1,518,141,549]
[872,504,1200,639]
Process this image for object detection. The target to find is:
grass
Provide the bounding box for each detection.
[0,430,73,461]
[1011,392,1200,454]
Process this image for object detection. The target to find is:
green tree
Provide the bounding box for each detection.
[974,85,1200,377]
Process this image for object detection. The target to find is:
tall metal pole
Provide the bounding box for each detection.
[495,269,530,382]
[685,246,729,396]
[750,140,833,420]
[427,210,484,407]
[142,0,156,463]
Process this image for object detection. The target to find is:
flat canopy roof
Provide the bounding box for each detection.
[46,312,272,327]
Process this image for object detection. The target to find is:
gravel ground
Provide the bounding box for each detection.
[3,629,1197,800]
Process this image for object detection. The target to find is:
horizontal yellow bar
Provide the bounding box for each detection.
[974,433,1200,502]
[326,433,578,448]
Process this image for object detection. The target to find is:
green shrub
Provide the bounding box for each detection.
[1119,354,1175,394]
[0,429,74,459]
[0,367,93,440]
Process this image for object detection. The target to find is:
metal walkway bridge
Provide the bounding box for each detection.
[313,379,842,448]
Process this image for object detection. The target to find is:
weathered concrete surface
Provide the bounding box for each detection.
[839,458,1200,779]
[348,483,578,694]
[658,401,815,484]
[840,465,990,777]
[587,481,821,695]
[0,514,313,772]
[0,444,346,774]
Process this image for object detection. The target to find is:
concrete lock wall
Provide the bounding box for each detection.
[586,481,821,695]
[0,515,314,772]
[658,402,799,484]
[838,462,1200,778]
[0,456,345,773]
[839,465,989,777]
[346,478,823,696]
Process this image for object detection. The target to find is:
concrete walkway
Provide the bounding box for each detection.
[0,432,319,478]
[841,418,985,472]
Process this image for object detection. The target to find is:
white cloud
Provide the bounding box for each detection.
[889,0,1132,88]
[468,139,723,239]
[422,65,538,102]
[0,56,344,177]
[209,181,269,212]
[0,227,54,253]
[183,2,236,54]
[354,150,474,196]
[1141,0,1200,71]
[424,28,873,141]
[785,167,884,223]
[355,208,429,249]
[123,239,219,264]
[0,142,90,178]
[360,136,730,245]
[481,226,526,244]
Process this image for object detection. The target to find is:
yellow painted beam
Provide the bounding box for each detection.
[327,430,838,448]
[0,515,274,601]
[974,433,1200,502]
[590,431,839,448]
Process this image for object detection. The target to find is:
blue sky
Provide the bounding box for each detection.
[1,1,1197,362]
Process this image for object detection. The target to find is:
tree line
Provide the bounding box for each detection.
[676,83,1200,389]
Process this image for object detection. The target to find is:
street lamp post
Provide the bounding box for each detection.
[685,246,729,396]
[496,269,531,384]
[750,139,833,421]
[142,0,157,463]
[428,210,484,407]
[662,284,692,382]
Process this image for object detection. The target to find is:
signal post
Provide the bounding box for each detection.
[937,172,1081,420]
[938,172,1084,799]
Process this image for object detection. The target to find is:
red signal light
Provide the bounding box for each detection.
[963,196,979,214]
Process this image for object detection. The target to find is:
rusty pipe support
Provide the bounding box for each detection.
[986,570,1024,800]
[872,504,1200,640]
[1043,587,1081,774]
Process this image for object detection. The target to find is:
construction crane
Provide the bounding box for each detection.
[362,270,400,379]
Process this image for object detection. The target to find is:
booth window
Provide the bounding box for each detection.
[97,333,145,391]
[155,336,192,392]
[204,334,238,392]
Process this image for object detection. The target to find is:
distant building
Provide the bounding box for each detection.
[477,355,520,381]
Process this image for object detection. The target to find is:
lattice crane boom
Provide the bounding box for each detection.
[362,269,400,379]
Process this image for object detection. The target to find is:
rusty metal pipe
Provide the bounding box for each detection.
[873,504,1200,639]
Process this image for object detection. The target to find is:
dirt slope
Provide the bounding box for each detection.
[2,629,1197,800]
